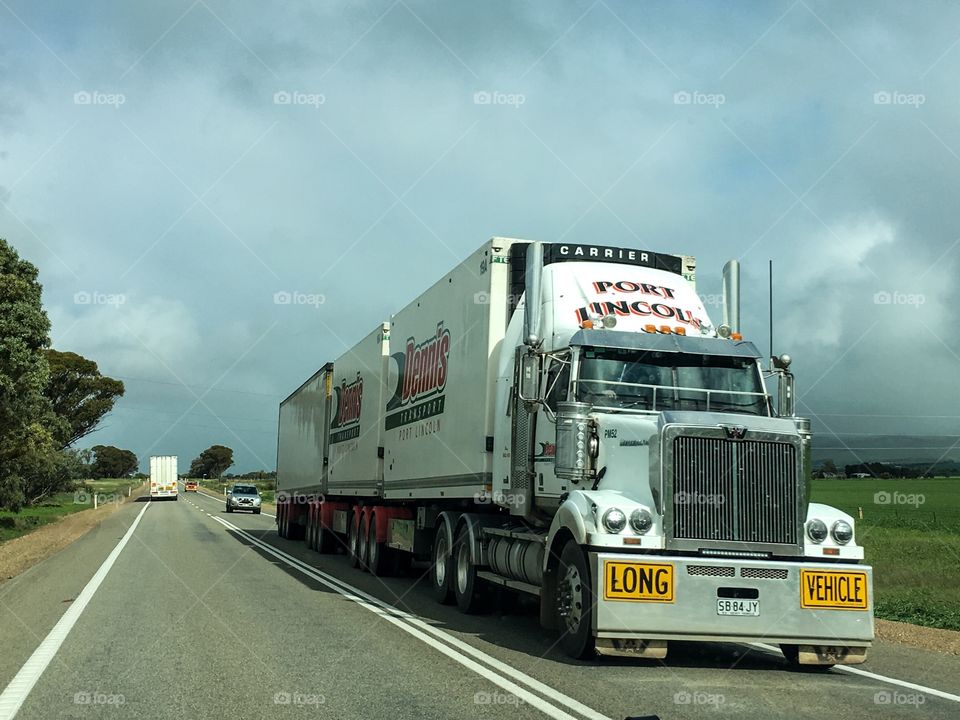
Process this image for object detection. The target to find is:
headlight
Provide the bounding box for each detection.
[831,520,853,545]
[254,498,262,505]
[806,519,828,543]
[602,507,627,533]
[629,509,653,534]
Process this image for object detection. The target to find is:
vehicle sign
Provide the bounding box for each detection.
[800,570,868,610]
[603,561,674,602]
[717,598,759,616]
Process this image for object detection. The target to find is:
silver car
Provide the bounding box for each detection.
[226,484,262,514]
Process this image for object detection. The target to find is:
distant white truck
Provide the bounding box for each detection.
[150,455,179,501]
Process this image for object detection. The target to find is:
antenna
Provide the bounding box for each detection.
[768,259,774,368]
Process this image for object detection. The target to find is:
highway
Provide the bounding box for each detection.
[0,491,957,719]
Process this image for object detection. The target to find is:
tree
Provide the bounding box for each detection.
[90,445,138,478]
[0,239,72,510]
[189,445,234,478]
[44,349,124,448]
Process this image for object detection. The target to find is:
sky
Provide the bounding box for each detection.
[1,0,959,472]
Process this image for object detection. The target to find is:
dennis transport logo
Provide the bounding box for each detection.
[330,372,363,444]
[386,322,451,431]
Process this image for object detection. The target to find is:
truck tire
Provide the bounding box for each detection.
[366,515,390,577]
[453,529,490,614]
[431,524,454,604]
[358,515,371,571]
[316,523,336,554]
[556,539,595,659]
[348,512,362,568]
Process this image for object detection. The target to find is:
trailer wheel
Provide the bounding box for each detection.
[366,515,390,577]
[358,515,371,571]
[453,529,490,614]
[431,525,454,604]
[347,512,362,568]
[556,540,595,659]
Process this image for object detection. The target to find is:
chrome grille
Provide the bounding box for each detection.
[672,436,798,545]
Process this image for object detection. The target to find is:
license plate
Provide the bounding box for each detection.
[800,570,868,610]
[603,561,674,602]
[717,598,759,616]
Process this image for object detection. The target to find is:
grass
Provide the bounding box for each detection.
[0,478,143,543]
[811,477,960,631]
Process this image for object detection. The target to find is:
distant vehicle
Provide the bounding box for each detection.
[184,479,199,492]
[226,484,262,514]
[149,456,178,501]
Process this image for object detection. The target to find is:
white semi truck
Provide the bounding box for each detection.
[276,238,873,664]
[149,455,178,500]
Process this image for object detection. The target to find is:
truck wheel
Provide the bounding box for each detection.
[453,529,490,614]
[358,515,371,571]
[366,516,390,577]
[431,525,454,604]
[780,644,835,671]
[316,523,335,554]
[556,540,595,659]
[347,513,362,568]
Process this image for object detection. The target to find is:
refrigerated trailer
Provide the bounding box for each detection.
[149,455,178,500]
[276,238,874,664]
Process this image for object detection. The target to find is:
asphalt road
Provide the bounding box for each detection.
[0,490,957,720]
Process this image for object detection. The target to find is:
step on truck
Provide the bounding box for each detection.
[150,455,179,501]
[275,238,873,665]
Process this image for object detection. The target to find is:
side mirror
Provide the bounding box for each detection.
[517,351,542,411]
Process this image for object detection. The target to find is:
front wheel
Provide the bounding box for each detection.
[225,505,232,513]
[556,540,595,659]
[254,509,261,515]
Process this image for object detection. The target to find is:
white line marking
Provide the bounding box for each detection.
[749,643,960,703]
[209,515,611,720]
[0,503,150,720]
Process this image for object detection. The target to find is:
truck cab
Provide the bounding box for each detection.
[489,241,871,663]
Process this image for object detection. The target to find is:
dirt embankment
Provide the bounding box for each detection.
[0,485,145,583]
[875,619,960,655]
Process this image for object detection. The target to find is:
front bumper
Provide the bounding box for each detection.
[230,501,261,511]
[590,552,874,646]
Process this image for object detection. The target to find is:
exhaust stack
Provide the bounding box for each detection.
[722,260,741,334]
[524,242,543,347]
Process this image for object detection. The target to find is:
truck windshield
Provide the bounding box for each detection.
[575,347,768,415]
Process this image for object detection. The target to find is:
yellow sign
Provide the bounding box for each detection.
[603,561,674,602]
[800,570,868,610]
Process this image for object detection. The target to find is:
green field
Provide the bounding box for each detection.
[811,478,960,630]
[0,479,143,543]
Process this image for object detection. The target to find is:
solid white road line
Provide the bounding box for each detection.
[209,514,612,720]
[749,643,960,704]
[0,502,151,720]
